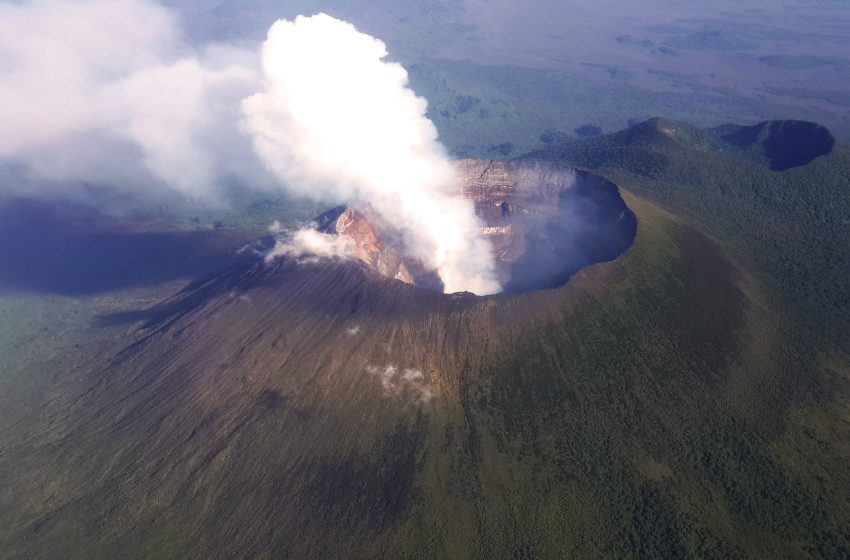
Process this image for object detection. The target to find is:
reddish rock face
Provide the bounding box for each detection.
[314,159,637,295]
[314,205,442,290]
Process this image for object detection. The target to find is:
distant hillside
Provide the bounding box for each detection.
[528,118,850,343]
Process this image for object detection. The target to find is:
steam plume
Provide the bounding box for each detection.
[0,0,261,199]
[0,4,501,294]
[264,228,355,263]
[242,14,500,295]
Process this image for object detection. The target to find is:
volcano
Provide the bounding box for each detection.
[300,160,636,295]
[4,120,849,559]
[0,160,643,559]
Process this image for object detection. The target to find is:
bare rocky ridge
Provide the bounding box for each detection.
[313,159,637,294]
[315,205,443,291]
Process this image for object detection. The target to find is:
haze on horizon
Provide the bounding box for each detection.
[164,0,850,143]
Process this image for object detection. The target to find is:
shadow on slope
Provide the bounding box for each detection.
[722,120,836,171]
[0,198,249,296]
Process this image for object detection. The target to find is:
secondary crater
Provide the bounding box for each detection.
[722,120,836,171]
[314,160,637,295]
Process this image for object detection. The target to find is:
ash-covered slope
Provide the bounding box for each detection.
[307,160,636,294]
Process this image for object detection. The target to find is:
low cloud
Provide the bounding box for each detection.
[0,0,264,200]
[227,290,252,303]
[265,227,356,264]
[267,220,284,234]
[367,364,434,403]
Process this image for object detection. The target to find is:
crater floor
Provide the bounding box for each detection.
[316,159,638,295]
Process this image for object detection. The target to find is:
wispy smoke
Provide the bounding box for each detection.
[265,227,356,264]
[0,3,501,294]
[242,14,500,295]
[265,219,356,265]
[0,0,262,199]
[267,220,284,235]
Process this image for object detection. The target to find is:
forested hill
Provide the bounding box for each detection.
[526,118,850,348]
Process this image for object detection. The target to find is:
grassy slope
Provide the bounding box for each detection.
[0,286,185,429]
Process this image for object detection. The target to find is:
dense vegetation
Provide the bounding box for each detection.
[463,197,849,557]
[528,118,850,344]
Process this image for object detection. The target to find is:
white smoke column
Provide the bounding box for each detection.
[242,14,501,295]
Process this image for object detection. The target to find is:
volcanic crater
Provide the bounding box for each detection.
[313,159,637,295]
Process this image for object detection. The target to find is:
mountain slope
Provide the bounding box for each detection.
[3,174,848,558]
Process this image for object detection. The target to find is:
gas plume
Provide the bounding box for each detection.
[0,0,261,199]
[243,14,500,294]
[0,2,501,294]
[264,227,356,264]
